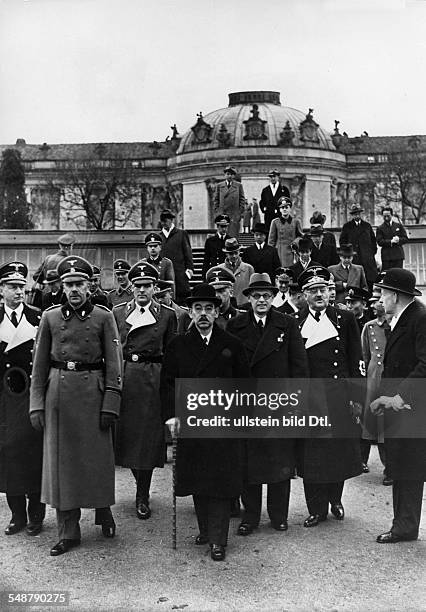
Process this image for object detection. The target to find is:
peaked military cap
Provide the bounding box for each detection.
[145,232,163,245]
[275,267,294,281]
[58,233,75,245]
[0,261,28,285]
[224,166,237,175]
[278,196,293,207]
[155,279,174,295]
[345,286,370,302]
[206,266,235,288]
[91,265,101,278]
[214,214,230,225]
[43,269,61,285]
[298,266,330,291]
[113,259,131,272]
[268,169,280,177]
[58,256,93,281]
[128,261,159,284]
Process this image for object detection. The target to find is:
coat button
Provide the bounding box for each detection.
[336,336,340,340]
[377,361,382,365]
[334,349,338,354]
[333,362,338,366]
[5,363,10,368]
[333,374,338,379]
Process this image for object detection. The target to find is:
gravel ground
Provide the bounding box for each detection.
[0,446,424,612]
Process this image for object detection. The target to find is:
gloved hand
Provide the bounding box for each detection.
[166,417,181,438]
[100,413,117,431]
[30,411,45,431]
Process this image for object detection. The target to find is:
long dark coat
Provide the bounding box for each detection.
[0,304,43,495]
[379,299,426,481]
[376,221,408,265]
[201,233,231,279]
[295,306,363,482]
[241,244,281,280]
[160,324,250,498]
[311,242,339,268]
[113,300,176,469]
[161,227,193,303]
[30,302,122,511]
[259,183,290,231]
[226,309,309,484]
[339,219,378,284]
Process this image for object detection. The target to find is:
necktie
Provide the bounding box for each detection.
[203,337,208,347]
[314,311,321,322]
[257,319,264,333]
[10,311,18,327]
[140,307,145,314]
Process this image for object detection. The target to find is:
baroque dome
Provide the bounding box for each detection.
[177,91,335,154]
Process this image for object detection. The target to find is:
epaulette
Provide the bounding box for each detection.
[112,301,128,310]
[93,304,111,312]
[45,304,62,312]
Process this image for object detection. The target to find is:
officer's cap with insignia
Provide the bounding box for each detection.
[275,267,294,282]
[145,232,163,246]
[113,259,131,272]
[57,256,93,282]
[128,261,159,285]
[214,214,230,226]
[345,286,370,302]
[0,261,28,285]
[328,273,336,289]
[206,266,235,289]
[90,265,101,278]
[155,279,174,296]
[298,266,330,291]
[58,233,75,246]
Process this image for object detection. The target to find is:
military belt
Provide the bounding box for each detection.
[50,360,104,372]
[125,354,163,364]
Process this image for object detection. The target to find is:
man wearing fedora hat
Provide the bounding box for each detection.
[161,283,250,561]
[159,209,193,304]
[241,223,281,281]
[340,204,377,291]
[201,214,232,280]
[259,170,290,232]
[213,167,246,238]
[113,262,177,521]
[0,262,45,538]
[217,238,254,307]
[376,207,408,271]
[227,273,308,535]
[142,233,175,287]
[371,269,426,543]
[328,244,368,305]
[30,256,122,555]
[309,226,339,268]
[41,270,64,311]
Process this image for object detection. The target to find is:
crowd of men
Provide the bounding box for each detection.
[0,169,424,564]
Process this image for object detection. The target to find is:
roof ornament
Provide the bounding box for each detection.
[299,108,320,145]
[278,120,295,147]
[216,124,232,148]
[191,112,213,144]
[243,104,268,141]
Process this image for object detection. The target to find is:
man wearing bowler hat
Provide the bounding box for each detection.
[161,283,250,561]
[241,222,281,281]
[376,207,408,271]
[259,170,290,232]
[142,233,175,286]
[0,262,45,538]
[289,237,321,281]
[217,238,254,307]
[328,244,368,305]
[159,209,193,304]
[201,214,232,280]
[113,261,176,520]
[371,269,426,543]
[340,204,377,291]
[213,166,246,238]
[107,259,133,308]
[30,256,122,555]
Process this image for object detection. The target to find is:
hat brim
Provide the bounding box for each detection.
[186,296,222,307]
[338,250,357,256]
[1,277,26,286]
[373,282,422,297]
[61,272,90,282]
[349,209,364,214]
[145,241,162,246]
[43,278,61,285]
[131,276,157,285]
[222,247,240,253]
[242,284,279,297]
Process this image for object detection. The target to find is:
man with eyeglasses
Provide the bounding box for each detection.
[161,283,250,561]
[226,273,308,536]
[294,266,363,528]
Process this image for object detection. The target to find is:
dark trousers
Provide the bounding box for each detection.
[360,438,371,464]
[6,493,45,523]
[303,481,344,516]
[391,480,424,538]
[241,480,290,527]
[192,495,231,547]
[131,469,153,502]
[382,259,404,271]
[56,507,113,540]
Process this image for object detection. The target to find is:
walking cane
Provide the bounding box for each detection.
[172,434,177,550]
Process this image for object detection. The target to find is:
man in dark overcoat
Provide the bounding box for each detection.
[309,226,339,268]
[339,204,378,290]
[294,266,363,527]
[226,273,308,535]
[160,209,193,304]
[0,262,45,536]
[113,262,176,520]
[213,166,246,238]
[241,223,281,281]
[376,207,408,271]
[289,237,321,282]
[30,256,122,556]
[161,283,250,561]
[41,270,64,311]
[107,259,133,307]
[371,269,426,543]
[201,214,232,280]
[259,170,290,232]
[142,233,175,287]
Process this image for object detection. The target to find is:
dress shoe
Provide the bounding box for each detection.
[330,503,345,520]
[50,539,81,556]
[26,521,43,536]
[101,518,116,538]
[376,531,417,544]
[136,500,151,520]
[195,534,209,545]
[362,463,370,473]
[237,522,255,536]
[382,476,393,486]
[210,544,226,561]
[271,520,288,531]
[230,498,241,518]
[5,519,27,536]
[303,514,327,528]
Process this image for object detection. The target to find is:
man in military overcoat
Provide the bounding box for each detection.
[213,166,245,238]
[107,259,133,307]
[201,214,232,280]
[113,262,176,520]
[142,233,175,287]
[30,256,122,556]
[0,262,45,536]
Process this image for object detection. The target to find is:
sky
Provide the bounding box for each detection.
[0,0,425,145]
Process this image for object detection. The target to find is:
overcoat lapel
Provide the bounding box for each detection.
[384,302,415,356]
[186,325,226,377]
